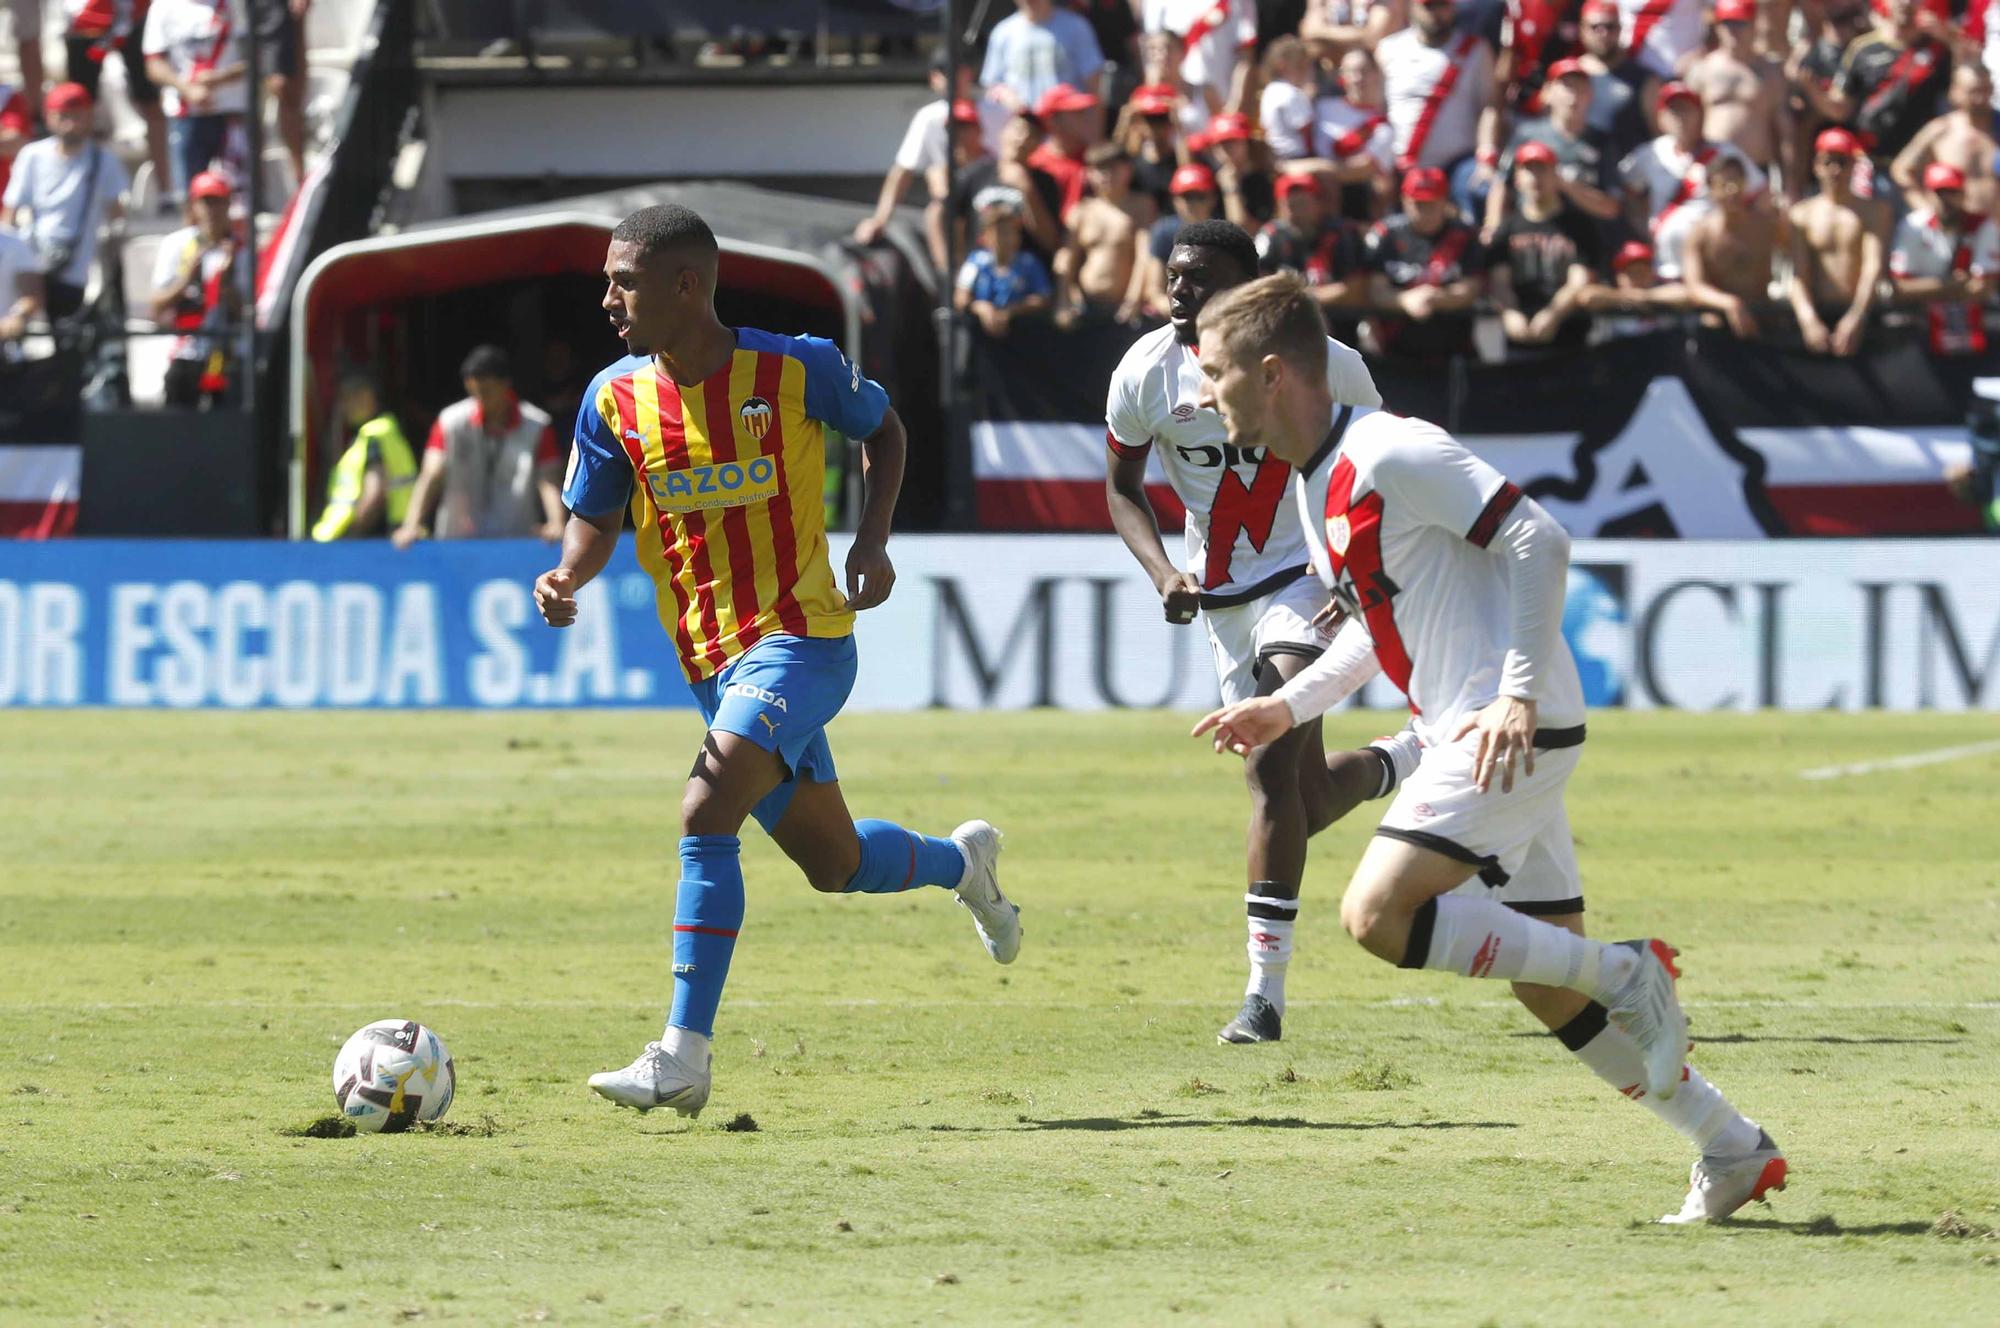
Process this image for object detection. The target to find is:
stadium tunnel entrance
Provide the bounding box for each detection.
[290,184,943,536]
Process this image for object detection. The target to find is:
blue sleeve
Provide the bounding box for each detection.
[793,335,890,440]
[562,365,636,518]
[979,26,1008,90]
[1062,13,1104,81]
[1019,253,1053,298]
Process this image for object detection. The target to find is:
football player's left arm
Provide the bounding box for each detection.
[846,407,906,611]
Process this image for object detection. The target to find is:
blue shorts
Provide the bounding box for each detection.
[690,633,857,834]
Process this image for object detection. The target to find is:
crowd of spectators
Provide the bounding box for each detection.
[867,0,2000,361]
[1,0,312,396]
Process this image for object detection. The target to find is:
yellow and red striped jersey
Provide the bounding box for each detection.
[565,329,889,682]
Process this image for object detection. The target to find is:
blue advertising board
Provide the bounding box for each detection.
[0,540,697,708]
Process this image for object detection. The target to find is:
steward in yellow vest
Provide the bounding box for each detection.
[312,374,417,540]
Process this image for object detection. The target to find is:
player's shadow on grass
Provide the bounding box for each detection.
[1672,1215,1937,1237]
[1506,1032,1965,1047]
[925,1115,1519,1133]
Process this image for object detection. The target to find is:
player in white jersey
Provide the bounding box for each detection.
[1106,219,1401,1046]
[1188,273,1787,1223]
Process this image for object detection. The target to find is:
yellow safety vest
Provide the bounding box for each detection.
[312,414,418,541]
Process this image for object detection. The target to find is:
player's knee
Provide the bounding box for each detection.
[1243,734,1302,805]
[1338,884,1401,949]
[679,783,734,838]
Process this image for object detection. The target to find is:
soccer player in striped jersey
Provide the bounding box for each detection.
[535,204,1022,1119]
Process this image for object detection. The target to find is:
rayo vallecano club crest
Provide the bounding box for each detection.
[739,396,773,440]
[1327,513,1351,556]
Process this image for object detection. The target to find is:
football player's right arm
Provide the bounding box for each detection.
[1105,374,1200,623]
[535,507,621,628]
[537,381,634,625]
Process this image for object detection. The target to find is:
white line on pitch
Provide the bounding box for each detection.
[5,998,1997,1013]
[1799,738,2000,781]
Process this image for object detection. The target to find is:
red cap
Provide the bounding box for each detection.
[1925,161,1968,192]
[1581,0,1620,16]
[188,170,233,200]
[1514,140,1560,168]
[1713,0,1757,23]
[1611,240,1656,272]
[1544,57,1590,83]
[1205,111,1255,143]
[1276,171,1320,200]
[950,99,981,125]
[1170,162,1217,195]
[1655,81,1700,114]
[1814,126,1862,157]
[1401,166,1448,201]
[1130,83,1177,117]
[1034,83,1100,118]
[44,82,92,113]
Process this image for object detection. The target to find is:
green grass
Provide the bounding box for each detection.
[2,709,1999,1326]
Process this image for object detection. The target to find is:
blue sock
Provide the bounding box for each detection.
[668,834,744,1038]
[844,819,966,894]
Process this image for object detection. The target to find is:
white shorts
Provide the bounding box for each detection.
[1203,570,1332,705]
[1374,729,1587,916]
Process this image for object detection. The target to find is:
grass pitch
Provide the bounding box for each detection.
[2,708,1998,1326]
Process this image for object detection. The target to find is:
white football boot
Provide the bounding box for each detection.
[587,1037,711,1118]
[950,820,1020,964]
[1603,939,1688,1101]
[1659,1128,1788,1224]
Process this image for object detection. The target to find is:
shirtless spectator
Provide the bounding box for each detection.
[1027,83,1100,217]
[1891,65,1998,218]
[1614,0,1703,81]
[1301,0,1404,60]
[1056,143,1148,323]
[1486,140,1604,350]
[1579,238,1692,336]
[1257,173,1366,316]
[1682,153,1778,338]
[1261,36,1320,162]
[1786,0,1872,188]
[1377,0,1503,217]
[1577,0,1657,162]
[1620,81,1765,277]
[1684,0,1793,177]
[1788,127,1886,355]
[1312,47,1397,219]
[1485,58,1621,236]
[1826,0,1952,169]
[955,112,1065,271]
[1890,162,2000,354]
[1364,164,1489,358]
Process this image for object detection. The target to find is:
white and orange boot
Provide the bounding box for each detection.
[1659,1128,1788,1224]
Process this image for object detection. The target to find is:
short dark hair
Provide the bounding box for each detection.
[1171,219,1259,283]
[338,368,381,399]
[460,345,512,382]
[612,203,720,264]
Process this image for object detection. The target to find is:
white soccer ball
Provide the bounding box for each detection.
[331,1020,456,1133]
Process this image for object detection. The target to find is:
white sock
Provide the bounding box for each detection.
[660,1026,711,1062]
[1245,896,1296,1013]
[1558,1003,1761,1156]
[1403,895,1635,999]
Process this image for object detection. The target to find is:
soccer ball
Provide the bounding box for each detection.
[331,1020,456,1133]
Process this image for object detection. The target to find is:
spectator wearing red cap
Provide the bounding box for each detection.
[1486,139,1605,350]
[1136,162,1221,314]
[1376,0,1503,222]
[1195,110,1277,229]
[1618,80,1765,278]
[1682,152,1776,339]
[1890,160,2000,353]
[1612,0,1703,81]
[1259,35,1319,162]
[855,52,1001,267]
[144,0,250,203]
[1824,0,1952,167]
[3,82,128,323]
[1890,64,1998,218]
[1484,57,1620,238]
[1120,82,1182,218]
[980,0,1106,115]
[1363,165,1488,357]
[1503,0,1594,116]
[1578,237,1692,336]
[1684,0,1793,176]
[1027,83,1102,217]
[150,168,242,407]
[1310,47,1397,221]
[1786,0,1872,186]
[954,112,1067,273]
[1575,0,1659,162]
[1055,142,1149,324]
[1153,0,1259,140]
[1257,173,1366,329]
[1786,126,1886,356]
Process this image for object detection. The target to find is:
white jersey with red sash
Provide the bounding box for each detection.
[1622,135,1764,232]
[1106,324,1381,596]
[1315,97,1396,173]
[1379,28,1493,171]
[1618,0,1701,79]
[1891,207,2000,353]
[1293,405,1586,748]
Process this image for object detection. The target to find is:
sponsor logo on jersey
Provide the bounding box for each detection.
[645,456,780,512]
[1327,513,1351,556]
[725,682,788,712]
[1171,403,1197,421]
[739,396,773,440]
